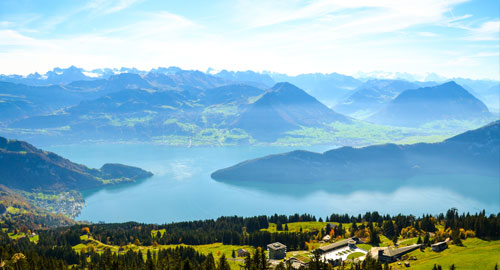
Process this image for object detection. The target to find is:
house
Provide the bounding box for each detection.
[322,235,331,242]
[267,242,287,260]
[431,241,448,252]
[373,244,422,263]
[286,257,307,269]
[237,248,250,257]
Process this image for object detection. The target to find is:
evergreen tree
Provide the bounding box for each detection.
[204,253,216,270]
[424,233,430,247]
[382,221,395,238]
[217,254,231,270]
[183,259,192,270]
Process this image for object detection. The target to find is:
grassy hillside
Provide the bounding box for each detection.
[74,234,255,270]
[0,185,74,229]
[389,238,500,270]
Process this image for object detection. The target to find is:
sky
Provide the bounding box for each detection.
[0,0,499,80]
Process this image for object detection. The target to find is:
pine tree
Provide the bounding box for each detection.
[424,233,430,247]
[382,220,395,238]
[217,254,231,270]
[204,253,216,270]
[417,236,422,244]
[183,259,192,270]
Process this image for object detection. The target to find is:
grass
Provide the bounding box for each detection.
[347,252,364,260]
[356,244,374,251]
[74,235,254,270]
[398,237,418,246]
[263,222,328,233]
[8,232,26,240]
[389,238,500,270]
[286,250,313,262]
[379,235,394,247]
[203,104,238,116]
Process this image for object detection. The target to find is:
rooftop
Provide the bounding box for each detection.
[381,244,422,258]
[267,242,286,250]
[318,237,358,253]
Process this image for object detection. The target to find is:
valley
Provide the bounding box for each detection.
[0,66,498,270]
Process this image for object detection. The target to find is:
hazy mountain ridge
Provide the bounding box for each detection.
[269,72,362,107]
[369,81,492,127]
[1,67,498,145]
[334,79,422,118]
[211,120,500,183]
[213,70,275,88]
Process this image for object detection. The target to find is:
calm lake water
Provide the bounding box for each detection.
[46,144,500,224]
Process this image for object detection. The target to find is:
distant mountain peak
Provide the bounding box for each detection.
[233,83,350,141]
[271,82,299,91]
[369,81,491,126]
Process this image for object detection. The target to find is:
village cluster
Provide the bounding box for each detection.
[231,223,452,269]
[261,237,449,268]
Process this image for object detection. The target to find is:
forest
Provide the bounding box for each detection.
[1,209,499,269]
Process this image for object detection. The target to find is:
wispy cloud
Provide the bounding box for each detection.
[418,32,438,37]
[0,0,498,80]
[234,0,468,33]
[85,0,144,14]
[466,20,500,41]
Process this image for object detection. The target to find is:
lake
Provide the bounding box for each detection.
[46,144,500,224]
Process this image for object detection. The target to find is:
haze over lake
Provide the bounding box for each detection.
[46,144,500,224]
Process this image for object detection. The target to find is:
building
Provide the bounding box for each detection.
[237,248,250,257]
[431,241,448,252]
[373,244,422,263]
[317,237,360,254]
[267,242,287,260]
[286,257,307,269]
[318,237,367,265]
[322,235,331,242]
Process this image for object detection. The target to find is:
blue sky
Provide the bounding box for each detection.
[0,0,498,80]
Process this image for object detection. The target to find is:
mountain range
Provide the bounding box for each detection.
[0,66,498,145]
[211,120,500,184]
[3,66,497,108]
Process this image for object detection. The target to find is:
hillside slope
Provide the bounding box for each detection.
[0,136,153,191]
[212,120,500,183]
[0,185,74,228]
